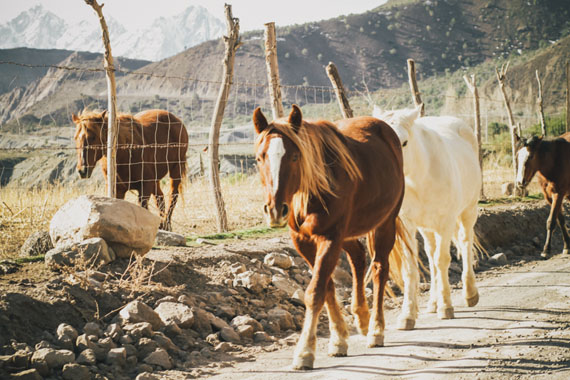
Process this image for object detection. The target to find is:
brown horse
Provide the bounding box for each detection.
[254,105,407,370]
[515,132,570,257]
[72,109,188,231]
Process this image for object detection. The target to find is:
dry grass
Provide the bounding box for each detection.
[0,157,544,260]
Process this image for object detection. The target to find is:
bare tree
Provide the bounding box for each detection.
[326,62,353,118]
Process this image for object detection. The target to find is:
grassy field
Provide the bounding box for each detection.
[0,156,544,260]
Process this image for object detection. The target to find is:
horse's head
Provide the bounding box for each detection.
[253,105,303,228]
[515,134,542,189]
[373,105,422,173]
[72,110,107,179]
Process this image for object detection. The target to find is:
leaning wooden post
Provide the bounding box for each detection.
[85,0,117,198]
[495,61,521,196]
[463,74,484,199]
[208,4,241,232]
[407,59,425,116]
[326,62,353,119]
[566,61,569,133]
[263,22,284,119]
[536,70,546,136]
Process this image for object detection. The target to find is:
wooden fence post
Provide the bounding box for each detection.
[536,70,546,136]
[463,74,484,199]
[407,59,424,116]
[208,4,241,232]
[495,61,522,196]
[566,61,569,133]
[326,62,353,119]
[264,22,284,119]
[85,0,117,198]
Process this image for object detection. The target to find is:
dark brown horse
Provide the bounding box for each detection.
[254,105,407,370]
[516,132,570,257]
[72,109,188,231]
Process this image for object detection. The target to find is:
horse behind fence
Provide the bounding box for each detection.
[72,109,188,231]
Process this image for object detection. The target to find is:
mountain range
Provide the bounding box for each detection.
[0,4,225,62]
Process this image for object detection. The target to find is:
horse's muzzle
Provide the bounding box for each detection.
[78,166,93,179]
[263,203,289,228]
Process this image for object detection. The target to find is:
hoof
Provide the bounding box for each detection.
[466,292,479,307]
[292,354,314,370]
[397,317,416,330]
[563,249,569,255]
[438,307,454,319]
[367,334,384,348]
[540,251,549,258]
[328,344,348,357]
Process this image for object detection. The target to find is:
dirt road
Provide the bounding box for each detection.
[209,253,570,380]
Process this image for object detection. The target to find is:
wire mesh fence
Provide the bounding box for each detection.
[0,59,566,257]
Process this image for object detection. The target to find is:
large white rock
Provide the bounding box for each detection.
[49,195,160,258]
[154,302,195,329]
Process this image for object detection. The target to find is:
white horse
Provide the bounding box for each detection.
[373,105,481,330]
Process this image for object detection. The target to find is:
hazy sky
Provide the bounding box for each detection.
[1,0,387,31]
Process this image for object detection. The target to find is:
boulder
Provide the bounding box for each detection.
[230,315,263,332]
[49,195,160,258]
[106,347,127,367]
[76,349,96,366]
[154,230,186,246]
[19,231,53,257]
[268,307,295,331]
[8,368,43,380]
[119,301,164,330]
[31,348,74,369]
[45,237,113,268]
[154,302,194,329]
[62,363,90,380]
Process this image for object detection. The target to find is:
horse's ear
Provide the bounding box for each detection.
[514,132,521,145]
[288,104,303,133]
[100,110,108,120]
[72,113,79,124]
[372,105,382,119]
[253,107,268,134]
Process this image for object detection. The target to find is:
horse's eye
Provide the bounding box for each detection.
[402,140,408,147]
[292,153,299,162]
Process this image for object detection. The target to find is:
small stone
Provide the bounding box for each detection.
[253,331,273,343]
[143,349,172,370]
[137,338,159,360]
[123,322,154,340]
[220,327,241,343]
[154,302,194,328]
[163,322,182,338]
[106,347,127,367]
[76,349,97,366]
[207,311,231,331]
[19,231,53,257]
[268,307,295,331]
[155,230,186,246]
[230,315,263,332]
[233,271,271,293]
[214,342,233,352]
[105,323,122,341]
[120,301,164,330]
[84,322,102,338]
[235,325,254,340]
[8,368,43,380]
[31,348,74,370]
[229,262,246,275]
[489,252,508,265]
[264,252,293,269]
[57,323,79,341]
[62,363,90,380]
[271,275,302,297]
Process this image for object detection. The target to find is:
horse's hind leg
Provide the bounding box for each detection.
[542,193,563,258]
[557,211,570,255]
[433,226,454,319]
[421,230,438,314]
[155,184,166,221]
[367,221,396,348]
[162,168,183,231]
[342,240,370,336]
[457,205,479,307]
[397,224,419,330]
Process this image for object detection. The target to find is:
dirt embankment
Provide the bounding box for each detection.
[0,200,567,379]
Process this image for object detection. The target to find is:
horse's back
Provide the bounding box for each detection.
[134,109,188,145]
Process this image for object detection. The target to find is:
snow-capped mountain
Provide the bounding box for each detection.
[0,4,225,61]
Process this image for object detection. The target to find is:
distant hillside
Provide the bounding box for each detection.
[0,0,568,130]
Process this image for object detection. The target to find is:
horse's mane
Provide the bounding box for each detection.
[76,110,143,146]
[256,118,362,217]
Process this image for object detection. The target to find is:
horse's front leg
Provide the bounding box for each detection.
[542,192,563,258]
[433,228,454,319]
[291,234,344,370]
[557,211,570,255]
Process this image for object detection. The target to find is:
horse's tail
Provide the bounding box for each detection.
[364,216,415,298]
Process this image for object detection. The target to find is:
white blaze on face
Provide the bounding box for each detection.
[516,147,530,185]
[267,137,286,195]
